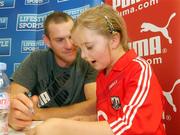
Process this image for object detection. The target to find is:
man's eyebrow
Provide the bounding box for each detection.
[54,37,65,40]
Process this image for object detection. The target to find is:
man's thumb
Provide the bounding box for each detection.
[31,95,39,106]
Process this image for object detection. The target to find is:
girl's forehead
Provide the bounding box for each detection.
[72,27,97,43]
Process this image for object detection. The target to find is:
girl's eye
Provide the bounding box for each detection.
[86,45,93,50]
[87,47,92,50]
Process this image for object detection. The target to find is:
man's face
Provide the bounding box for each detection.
[45,20,77,67]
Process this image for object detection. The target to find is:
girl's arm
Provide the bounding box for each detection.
[25,118,113,135]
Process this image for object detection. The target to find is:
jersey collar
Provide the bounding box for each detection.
[112,49,137,72]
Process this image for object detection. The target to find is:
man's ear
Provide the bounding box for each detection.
[43,35,51,48]
[110,32,121,49]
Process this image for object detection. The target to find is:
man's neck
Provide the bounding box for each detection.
[54,56,71,68]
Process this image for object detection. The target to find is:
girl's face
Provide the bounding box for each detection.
[72,27,112,71]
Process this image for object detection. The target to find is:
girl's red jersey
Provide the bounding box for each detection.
[96,50,166,135]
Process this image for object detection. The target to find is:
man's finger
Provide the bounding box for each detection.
[11,98,33,116]
[16,93,33,109]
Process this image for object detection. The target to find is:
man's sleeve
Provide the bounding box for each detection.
[11,52,38,90]
[84,63,98,84]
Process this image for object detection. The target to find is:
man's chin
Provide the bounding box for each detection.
[67,56,77,64]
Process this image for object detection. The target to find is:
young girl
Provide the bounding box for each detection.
[25,5,166,135]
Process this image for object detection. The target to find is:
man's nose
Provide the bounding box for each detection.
[65,38,73,49]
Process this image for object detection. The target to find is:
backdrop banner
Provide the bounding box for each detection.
[104,0,180,134]
[0,0,102,76]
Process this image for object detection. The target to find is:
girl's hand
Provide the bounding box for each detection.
[25,118,61,135]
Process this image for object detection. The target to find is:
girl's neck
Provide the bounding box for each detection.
[105,47,126,76]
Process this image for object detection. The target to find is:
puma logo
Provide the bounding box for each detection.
[163,79,180,112]
[140,12,176,44]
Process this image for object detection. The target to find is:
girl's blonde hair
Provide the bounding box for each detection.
[72,4,129,51]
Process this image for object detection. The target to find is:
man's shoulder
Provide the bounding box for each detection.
[74,52,97,74]
[30,49,49,56]
[29,49,51,60]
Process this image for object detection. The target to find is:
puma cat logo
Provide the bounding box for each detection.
[163,79,180,112]
[140,12,176,44]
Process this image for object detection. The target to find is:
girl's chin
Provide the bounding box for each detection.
[91,65,103,71]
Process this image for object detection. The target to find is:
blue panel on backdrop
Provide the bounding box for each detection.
[24,0,50,5]
[0,17,8,29]
[0,0,15,9]
[0,0,103,77]
[16,11,53,31]
[0,38,11,56]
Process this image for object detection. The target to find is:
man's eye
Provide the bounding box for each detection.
[57,38,64,42]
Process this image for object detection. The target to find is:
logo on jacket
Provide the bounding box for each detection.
[111,96,121,110]
[109,80,118,90]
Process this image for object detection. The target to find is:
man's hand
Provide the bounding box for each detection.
[8,93,34,130]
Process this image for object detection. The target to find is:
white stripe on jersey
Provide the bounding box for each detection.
[110,57,152,135]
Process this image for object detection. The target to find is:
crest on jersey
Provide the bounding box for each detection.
[111,96,121,110]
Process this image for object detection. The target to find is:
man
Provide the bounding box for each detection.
[9,12,97,130]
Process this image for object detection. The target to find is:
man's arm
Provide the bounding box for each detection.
[33,82,96,120]
[10,82,29,97]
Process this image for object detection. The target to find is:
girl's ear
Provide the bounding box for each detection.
[110,32,121,49]
[43,35,51,48]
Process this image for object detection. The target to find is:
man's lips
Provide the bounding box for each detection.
[65,50,76,55]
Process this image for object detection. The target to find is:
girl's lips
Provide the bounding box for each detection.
[91,60,96,64]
